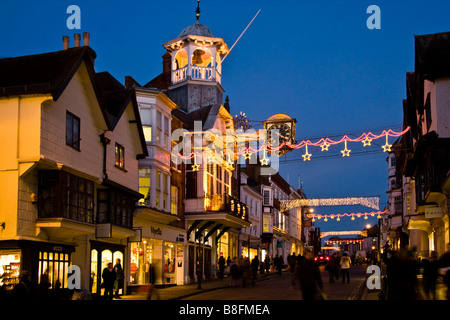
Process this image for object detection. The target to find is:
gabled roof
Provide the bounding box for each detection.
[0,46,97,101]
[415,31,450,80]
[0,46,148,158]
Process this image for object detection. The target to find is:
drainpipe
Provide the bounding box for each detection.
[100,133,111,179]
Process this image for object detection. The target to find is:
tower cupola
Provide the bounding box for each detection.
[162,0,229,113]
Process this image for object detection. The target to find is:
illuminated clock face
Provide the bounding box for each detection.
[267,123,291,145]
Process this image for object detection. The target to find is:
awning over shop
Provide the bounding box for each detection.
[407,215,431,233]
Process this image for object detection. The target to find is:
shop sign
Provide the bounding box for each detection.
[425,207,443,219]
[96,223,112,238]
[176,234,185,243]
[128,228,142,243]
[150,226,162,236]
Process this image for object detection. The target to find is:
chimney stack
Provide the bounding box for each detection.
[162,51,172,73]
[83,32,90,46]
[63,36,69,50]
[74,33,81,47]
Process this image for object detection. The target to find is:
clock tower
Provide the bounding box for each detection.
[263,113,297,155]
[162,2,230,113]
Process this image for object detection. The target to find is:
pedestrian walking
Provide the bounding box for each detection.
[241,257,251,287]
[114,258,124,299]
[438,243,450,300]
[289,253,296,273]
[218,254,226,280]
[340,253,351,284]
[422,251,439,300]
[101,262,116,300]
[251,256,260,285]
[11,270,36,300]
[291,250,324,300]
[229,257,241,287]
[264,255,270,273]
[275,255,283,276]
[327,252,339,283]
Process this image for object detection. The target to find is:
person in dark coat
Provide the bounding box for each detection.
[11,270,36,300]
[101,262,116,300]
[218,255,226,280]
[251,256,260,285]
[114,258,124,299]
[438,243,450,300]
[422,251,439,300]
[291,250,323,300]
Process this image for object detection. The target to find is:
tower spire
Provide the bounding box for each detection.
[195,0,200,23]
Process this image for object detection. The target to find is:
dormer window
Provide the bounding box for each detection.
[115,143,125,169]
[66,111,80,150]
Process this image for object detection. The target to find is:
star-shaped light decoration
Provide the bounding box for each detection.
[226,155,234,171]
[362,136,372,146]
[302,144,312,161]
[191,155,200,171]
[244,151,251,160]
[382,143,392,152]
[341,140,351,157]
[260,152,270,165]
[207,149,216,164]
[382,133,392,152]
[320,141,330,151]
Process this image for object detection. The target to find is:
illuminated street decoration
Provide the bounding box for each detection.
[171,126,410,166]
[308,210,387,222]
[281,196,380,212]
[325,239,364,244]
[320,231,364,237]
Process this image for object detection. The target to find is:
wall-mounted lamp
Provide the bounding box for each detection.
[0,222,5,230]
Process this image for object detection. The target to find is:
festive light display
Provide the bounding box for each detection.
[307,210,387,222]
[281,196,380,212]
[325,239,364,244]
[320,231,364,237]
[173,127,410,166]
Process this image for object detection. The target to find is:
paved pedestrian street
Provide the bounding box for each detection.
[182,266,367,300]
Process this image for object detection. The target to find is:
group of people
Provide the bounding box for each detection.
[218,255,261,287]
[100,258,124,300]
[383,243,450,300]
[324,252,353,284]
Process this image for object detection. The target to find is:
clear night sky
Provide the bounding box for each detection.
[2,0,450,236]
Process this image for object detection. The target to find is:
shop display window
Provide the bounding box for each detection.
[164,242,176,284]
[38,250,70,289]
[90,248,123,295]
[130,240,154,285]
[0,250,21,291]
[217,232,229,260]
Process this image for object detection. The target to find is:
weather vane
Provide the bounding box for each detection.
[196,0,201,22]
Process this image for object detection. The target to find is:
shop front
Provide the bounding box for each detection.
[0,240,75,292]
[127,223,186,292]
[89,240,125,298]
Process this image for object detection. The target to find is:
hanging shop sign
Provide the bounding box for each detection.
[425,207,443,219]
[96,223,112,238]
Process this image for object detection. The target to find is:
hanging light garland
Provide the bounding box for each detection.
[281,196,380,211]
[320,231,364,237]
[325,239,364,244]
[173,127,410,167]
[307,210,387,222]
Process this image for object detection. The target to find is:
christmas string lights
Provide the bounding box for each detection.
[307,210,387,222]
[172,126,410,166]
[281,196,380,212]
[320,231,364,237]
[325,239,364,244]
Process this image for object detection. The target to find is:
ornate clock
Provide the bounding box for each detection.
[263,113,297,155]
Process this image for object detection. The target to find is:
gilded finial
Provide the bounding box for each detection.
[196,0,201,22]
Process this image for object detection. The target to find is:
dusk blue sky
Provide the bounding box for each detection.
[2,0,450,237]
